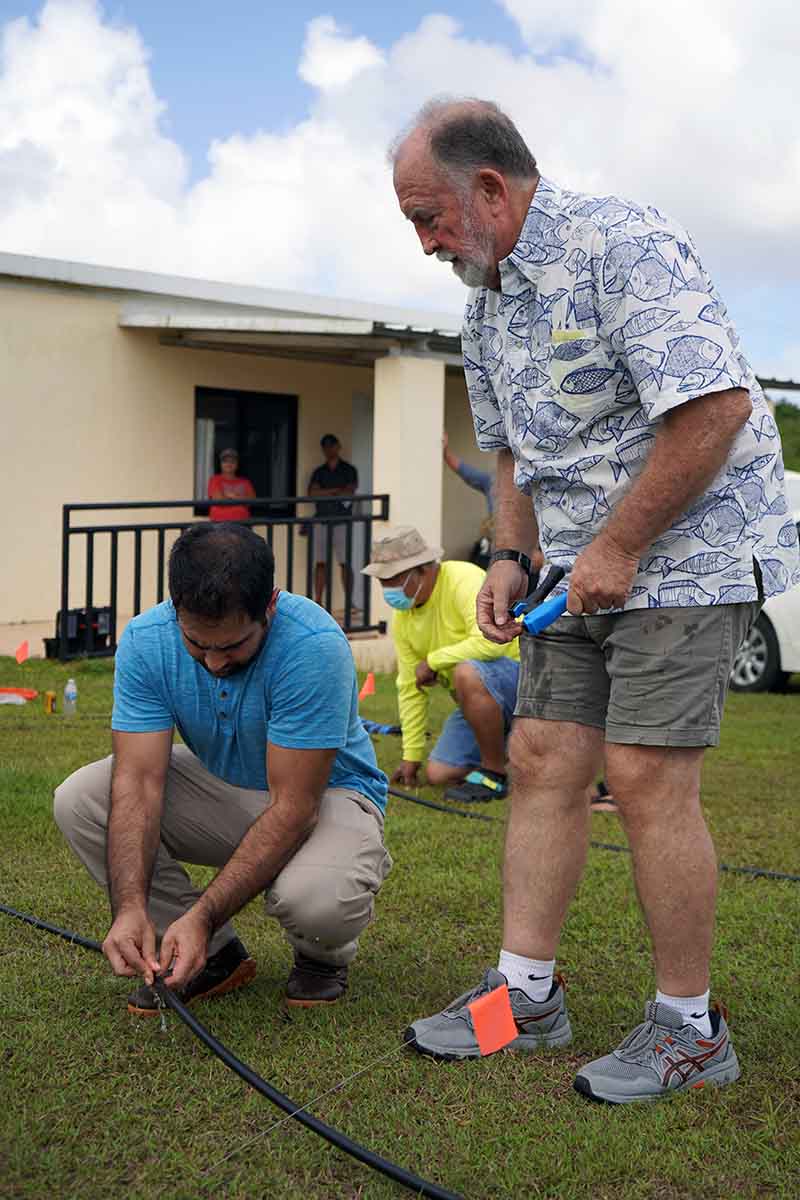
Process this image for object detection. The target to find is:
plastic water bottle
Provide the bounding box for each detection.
[63,678,78,717]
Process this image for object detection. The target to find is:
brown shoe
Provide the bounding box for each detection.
[127,936,256,1016]
[285,953,348,1007]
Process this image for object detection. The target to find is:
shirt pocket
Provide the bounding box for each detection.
[548,329,620,417]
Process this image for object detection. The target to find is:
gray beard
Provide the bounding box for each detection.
[436,203,496,288]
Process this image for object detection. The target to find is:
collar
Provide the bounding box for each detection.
[499,175,564,288]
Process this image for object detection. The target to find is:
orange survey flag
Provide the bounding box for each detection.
[15,640,29,664]
[468,984,518,1056]
[358,671,376,701]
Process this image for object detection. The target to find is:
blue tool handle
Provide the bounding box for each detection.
[511,564,565,618]
[520,591,568,634]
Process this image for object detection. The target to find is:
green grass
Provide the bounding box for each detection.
[1,656,798,1199]
[775,401,800,473]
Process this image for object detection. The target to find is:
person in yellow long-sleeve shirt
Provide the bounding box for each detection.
[363,526,519,802]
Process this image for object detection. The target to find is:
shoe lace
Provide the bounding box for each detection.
[615,1019,658,1060]
[442,971,493,1015]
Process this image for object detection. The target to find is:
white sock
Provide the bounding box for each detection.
[497,950,555,1002]
[656,989,712,1037]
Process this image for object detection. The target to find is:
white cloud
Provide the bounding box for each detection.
[0,0,799,379]
[299,15,385,90]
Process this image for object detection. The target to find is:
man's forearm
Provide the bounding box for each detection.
[603,388,752,558]
[107,769,163,916]
[493,449,540,559]
[192,803,317,933]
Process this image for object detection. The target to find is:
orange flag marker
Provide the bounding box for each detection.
[14,640,29,665]
[468,984,518,1056]
[358,671,375,701]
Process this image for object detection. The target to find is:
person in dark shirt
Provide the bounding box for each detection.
[309,434,359,608]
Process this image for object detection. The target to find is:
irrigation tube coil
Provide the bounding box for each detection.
[0,903,462,1200]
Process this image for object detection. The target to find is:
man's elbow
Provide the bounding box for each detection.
[730,387,753,428]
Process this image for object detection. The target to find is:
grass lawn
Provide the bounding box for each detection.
[1,655,798,1200]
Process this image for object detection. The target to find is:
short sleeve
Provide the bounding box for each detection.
[597,226,748,422]
[267,631,353,750]
[349,463,358,487]
[112,627,173,732]
[462,300,509,452]
[309,466,322,489]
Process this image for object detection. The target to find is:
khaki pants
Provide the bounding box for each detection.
[53,745,392,966]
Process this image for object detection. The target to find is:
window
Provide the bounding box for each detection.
[195,387,298,515]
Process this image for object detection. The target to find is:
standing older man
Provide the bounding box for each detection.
[392,98,800,1101]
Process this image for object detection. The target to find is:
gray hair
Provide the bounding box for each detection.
[390,96,538,187]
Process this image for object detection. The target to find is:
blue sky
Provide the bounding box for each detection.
[0,0,798,392]
[2,0,527,181]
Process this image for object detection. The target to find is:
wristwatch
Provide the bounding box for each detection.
[489,549,533,578]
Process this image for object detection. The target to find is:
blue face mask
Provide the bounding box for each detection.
[383,570,421,610]
[383,587,415,610]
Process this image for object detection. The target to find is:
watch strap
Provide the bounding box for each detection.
[489,549,533,576]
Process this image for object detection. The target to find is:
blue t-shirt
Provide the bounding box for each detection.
[112,595,388,813]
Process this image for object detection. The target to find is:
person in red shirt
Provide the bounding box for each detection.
[207,449,256,522]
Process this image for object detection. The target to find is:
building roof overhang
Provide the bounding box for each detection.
[0,250,463,365]
[2,250,798,381]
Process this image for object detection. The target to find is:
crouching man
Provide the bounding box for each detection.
[54,523,391,1014]
[364,525,521,802]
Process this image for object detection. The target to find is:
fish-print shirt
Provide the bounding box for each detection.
[464,177,800,608]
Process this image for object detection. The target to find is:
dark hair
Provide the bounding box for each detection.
[320,433,339,448]
[393,97,538,184]
[168,523,275,621]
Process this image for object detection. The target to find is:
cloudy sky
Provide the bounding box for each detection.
[1,0,798,384]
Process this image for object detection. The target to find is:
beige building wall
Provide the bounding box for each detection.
[0,278,371,626]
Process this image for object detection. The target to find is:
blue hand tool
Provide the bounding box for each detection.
[510,564,568,634]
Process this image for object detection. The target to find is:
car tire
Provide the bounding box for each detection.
[730,614,789,693]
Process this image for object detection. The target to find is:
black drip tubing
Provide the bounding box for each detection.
[388,786,498,822]
[0,903,462,1200]
[388,791,800,881]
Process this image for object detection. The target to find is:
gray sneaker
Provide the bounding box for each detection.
[404,968,572,1061]
[574,1000,740,1104]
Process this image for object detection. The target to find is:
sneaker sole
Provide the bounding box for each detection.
[127,957,257,1017]
[284,993,345,1008]
[403,1020,573,1061]
[573,1051,741,1104]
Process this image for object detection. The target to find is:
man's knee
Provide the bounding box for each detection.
[266,869,376,948]
[452,661,490,703]
[425,759,466,786]
[605,744,705,814]
[508,720,600,792]
[53,758,112,839]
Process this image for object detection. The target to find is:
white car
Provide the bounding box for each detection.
[730,469,800,691]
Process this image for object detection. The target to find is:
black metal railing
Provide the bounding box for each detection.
[58,494,390,660]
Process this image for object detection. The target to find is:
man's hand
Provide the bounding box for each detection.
[391,760,421,787]
[415,660,438,689]
[103,908,160,984]
[567,531,640,615]
[158,910,212,991]
[476,560,529,643]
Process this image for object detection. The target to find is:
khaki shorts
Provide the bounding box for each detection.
[515,601,761,747]
[312,522,350,565]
